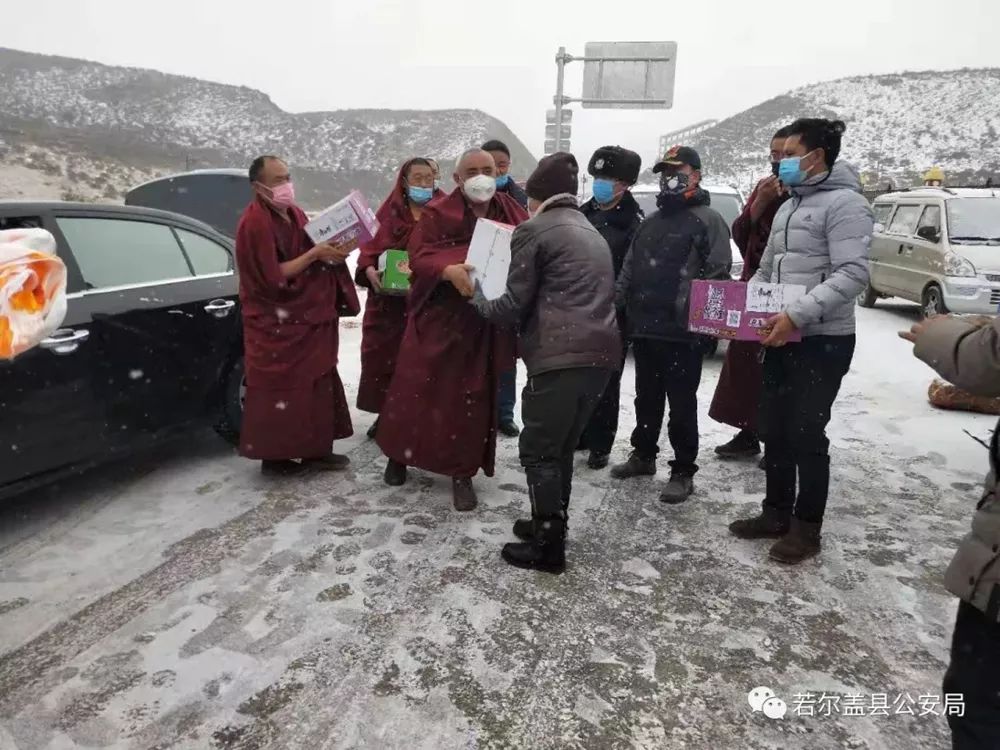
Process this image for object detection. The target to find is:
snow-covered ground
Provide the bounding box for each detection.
[0,302,992,750]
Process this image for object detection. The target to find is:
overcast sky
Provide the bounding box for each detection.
[1,0,997,178]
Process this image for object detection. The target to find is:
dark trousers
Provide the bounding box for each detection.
[760,335,855,524]
[498,368,517,424]
[578,346,628,455]
[519,367,611,519]
[943,601,1000,748]
[630,339,703,476]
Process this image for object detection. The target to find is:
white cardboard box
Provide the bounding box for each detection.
[304,190,379,247]
[466,219,515,300]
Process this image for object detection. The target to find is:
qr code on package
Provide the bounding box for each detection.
[726,310,742,327]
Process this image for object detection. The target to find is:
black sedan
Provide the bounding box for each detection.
[0,201,245,500]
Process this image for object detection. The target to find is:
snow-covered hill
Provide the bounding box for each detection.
[685,68,1000,193]
[0,47,536,208]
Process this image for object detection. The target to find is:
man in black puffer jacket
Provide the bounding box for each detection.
[613,146,732,503]
[577,145,644,470]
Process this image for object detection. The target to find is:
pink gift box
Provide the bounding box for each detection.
[304,190,380,247]
[688,279,804,343]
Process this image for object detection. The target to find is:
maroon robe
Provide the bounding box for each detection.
[709,180,789,431]
[235,198,354,460]
[376,189,528,478]
[355,161,440,413]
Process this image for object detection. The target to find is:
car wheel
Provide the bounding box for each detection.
[857,281,880,308]
[921,284,948,318]
[214,356,244,446]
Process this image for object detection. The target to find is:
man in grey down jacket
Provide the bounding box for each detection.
[903,313,1000,749]
[612,145,732,504]
[471,152,622,574]
[729,118,874,565]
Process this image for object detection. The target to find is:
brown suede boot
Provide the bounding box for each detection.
[769,518,822,564]
[452,477,478,511]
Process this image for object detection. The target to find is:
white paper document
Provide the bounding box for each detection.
[745,282,807,313]
[466,219,515,300]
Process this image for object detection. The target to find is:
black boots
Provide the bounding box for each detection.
[610,453,656,479]
[728,505,791,539]
[587,451,610,470]
[502,517,566,574]
[660,474,694,504]
[383,458,407,487]
[504,465,566,574]
[715,429,761,460]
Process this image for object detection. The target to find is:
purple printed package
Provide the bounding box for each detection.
[688,280,806,343]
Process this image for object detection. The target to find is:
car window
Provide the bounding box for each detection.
[0,215,44,231]
[56,217,193,291]
[916,205,941,233]
[872,203,893,228]
[175,229,232,275]
[886,205,922,236]
[709,194,742,227]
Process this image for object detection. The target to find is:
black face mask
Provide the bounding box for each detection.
[770,161,781,177]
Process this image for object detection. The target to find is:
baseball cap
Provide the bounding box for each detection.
[652,145,702,173]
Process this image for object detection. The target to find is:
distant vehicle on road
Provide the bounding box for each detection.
[0,201,245,501]
[125,169,252,239]
[860,186,1000,317]
[631,182,747,279]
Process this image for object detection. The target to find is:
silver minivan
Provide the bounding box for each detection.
[860,187,1000,317]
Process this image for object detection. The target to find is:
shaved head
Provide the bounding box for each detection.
[454,148,495,186]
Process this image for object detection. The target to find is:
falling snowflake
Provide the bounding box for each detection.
[11,444,18,452]
[275,401,288,410]
[276,307,290,321]
[129,369,144,380]
[404,448,413,460]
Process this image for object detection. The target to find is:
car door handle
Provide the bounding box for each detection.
[39,328,90,355]
[204,299,236,318]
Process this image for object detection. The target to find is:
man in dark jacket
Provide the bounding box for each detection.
[577,146,644,470]
[482,138,527,438]
[471,152,621,573]
[612,146,732,503]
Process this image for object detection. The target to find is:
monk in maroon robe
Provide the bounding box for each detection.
[710,127,792,461]
[356,158,440,436]
[235,155,359,476]
[377,149,528,510]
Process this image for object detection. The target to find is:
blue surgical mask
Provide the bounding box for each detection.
[592,178,617,205]
[407,185,434,205]
[777,150,818,187]
[777,157,806,187]
[495,174,511,189]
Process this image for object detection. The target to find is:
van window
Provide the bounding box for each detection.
[872,203,893,227]
[886,205,922,236]
[56,217,193,291]
[916,206,941,234]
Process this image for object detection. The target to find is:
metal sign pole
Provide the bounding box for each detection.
[554,47,567,152]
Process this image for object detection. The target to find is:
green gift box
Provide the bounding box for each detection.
[377,249,410,295]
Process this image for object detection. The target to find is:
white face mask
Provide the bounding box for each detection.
[463,174,497,204]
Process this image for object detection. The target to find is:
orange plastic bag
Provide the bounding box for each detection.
[0,228,67,360]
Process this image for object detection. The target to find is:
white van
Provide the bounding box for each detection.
[860,187,1000,317]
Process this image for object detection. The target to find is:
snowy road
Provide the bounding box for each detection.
[0,303,993,750]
